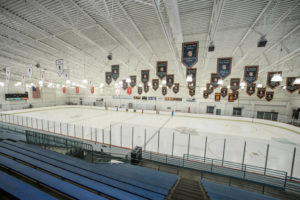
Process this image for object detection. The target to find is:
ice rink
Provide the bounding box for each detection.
[2,106,300,178]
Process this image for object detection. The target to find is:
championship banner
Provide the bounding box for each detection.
[63,69,70,81]
[75,87,79,94]
[22,75,25,84]
[173,83,179,94]
[221,88,227,97]
[206,83,214,95]
[127,86,132,95]
[182,41,199,68]
[217,57,232,79]
[138,87,142,95]
[215,93,221,102]
[189,89,195,97]
[186,68,197,81]
[267,71,282,89]
[233,91,239,100]
[91,86,94,94]
[265,91,274,101]
[188,81,196,90]
[111,65,119,81]
[144,84,149,93]
[230,78,240,91]
[286,77,299,93]
[244,66,258,84]
[152,79,159,90]
[166,74,174,88]
[62,87,66,94]
[162,87,167,96]
[56,59,64,77]
[157,61,167,79]
[228,93,234,102]
[27,64,33,78]
[141,70,149,83]
[105,72,112,85]
[5,67,10,82]
[246,83,256,96]
[40,71,45,81]
[257,88,266,99]
[203,90,209,99]
[122,80,127,90]
[210,73,221,88]
[130,76,136,87]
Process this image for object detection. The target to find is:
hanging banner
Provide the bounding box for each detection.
[63,69,70,80]
[27,64,33,78]
[75,87,79,94]
[173,83,179,94]
[62,87,66,94]
[186,68,197,81]
[244,66,258,84]
[203,90,209,99]
[217,57,232,79]
[189,89,195,97]
[230,78,240,91]
[141,70,149,84]
[233,91,239,100]
[188,81,196,90]
[22,74,25,84]
[215,93,221,102]
[56,59,64,77]
[32,86,41,98]
[286,77,299,93]
[257,88,266,99]
[206,83,214,95]
[157,61,167,79]
[127,86,132,95]
[122,80,127,90]
[221,87,227,97]
[267,71,282,89]
[5,67,10,82]
[246,83,256,96]
[210,73,221,88]
[130,75,136,87]
[40,71,45,81]
[105,72,112,85]
[144,84,149,93]
[91,86,94,94]
[162,87,167,96]
[228,93,234,102]
[152,79,159,91]
[111,65,119,81]
[166,74,174,89]
[182,41,199,68]
[265,91,274,101]
[138,87,142,95]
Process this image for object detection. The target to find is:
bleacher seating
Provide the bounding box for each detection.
[0,139,177,200]
[201,180,280,200]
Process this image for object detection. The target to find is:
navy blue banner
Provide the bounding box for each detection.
[122,80,127,90]
[105,72,112,85]
[217,57,232,79]
[257,88,266,99]
[182,42,199,68]
[162,87,167,96]
[144,84,149,93]
[246,83,256,96]
[267,71,282,89]
[244,66,258,84]
[210,73,221,88]
[138,87,142,95]
[157,61,167,79]
[152,79,159,91]
[230,78,240,91]
[286,77,299,93]
[265,91,274,101]
[130,76,136,87]
[173,83,179,94]
[189,89,195,97]
[141,70,149,83]
[221,87,227,97]
[166,74,174,89]
[111,65,119,80]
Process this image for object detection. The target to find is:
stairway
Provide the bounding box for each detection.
[168,178,208,200]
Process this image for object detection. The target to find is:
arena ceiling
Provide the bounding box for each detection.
[0,0,299,92]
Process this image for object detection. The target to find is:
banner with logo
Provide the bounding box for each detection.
[62,87,66,94]
[230,78,240,91]
[215,93,221,102]
[122,80,127,90]
[182,42,199,68]
[162,87,167,96]
[105,72,112,85]
[189,89,195,97]
[152,79,159,90]
[188,81,196,90]
[173,83,179,94]
[203,90,209,99]
[141,70,149,84]
[75,87,79,94]
[286,77,299,93]
[22,75,25,84]
[27,64,33,78]
[228,93,234,102]
[267,71,282,89]
[246,83,256,96]
[144,84,149,93]
[265,91,274,101]
[257,88,266,99]
[233,91,239,100]
[244,66,258,84]
[210,73,221,88]
[91,86,94,94]
[5,67,10,82]
[157,61,167,79]
[130,75,136,87]
[40,71,45,81]
[217,57,232,79]
[166,74,174,88]
[56,59,64,77]
[206,83,214,95]
[138,87,142,95]
[63,69,69,81]
[111,65,119,81]
[221,87,227,97]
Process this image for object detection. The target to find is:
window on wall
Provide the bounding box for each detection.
[233,107,242,116]
[206,106,214,114]
[257,111,278,121]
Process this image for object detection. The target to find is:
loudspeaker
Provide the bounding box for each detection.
[257,38,267,47]
[208,44,215,52]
